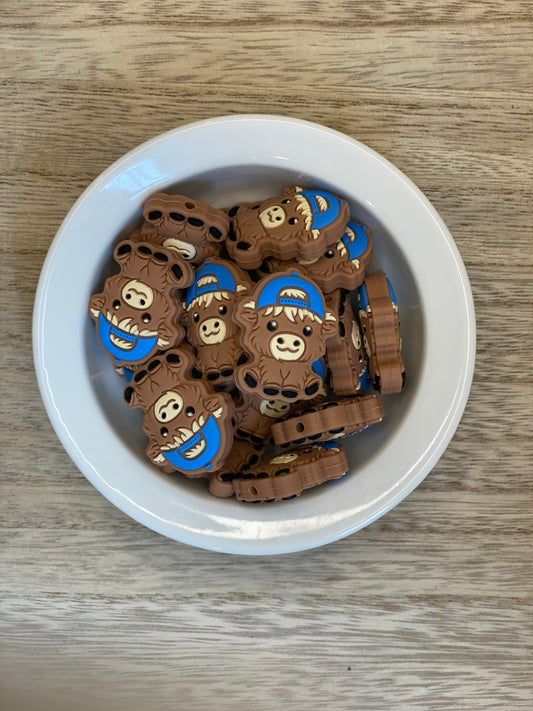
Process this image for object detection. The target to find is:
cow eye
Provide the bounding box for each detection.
[218,305,227,315]
[303,326,313,337]
[160,427,169,437]
[267,320,277,331]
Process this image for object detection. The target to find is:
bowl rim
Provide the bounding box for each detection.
[33,114,476,555]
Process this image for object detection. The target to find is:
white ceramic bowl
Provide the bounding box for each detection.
[33,115,475,555]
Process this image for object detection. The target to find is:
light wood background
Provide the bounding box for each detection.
[1,1,532,709]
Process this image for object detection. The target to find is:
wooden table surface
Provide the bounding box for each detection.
[2,2,532,709]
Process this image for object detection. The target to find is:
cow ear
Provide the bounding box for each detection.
[89,292,105,319]
[282,185,299,197]
[340,260,357,275]
[235,300,258,325]
[205,395,229,420]
[321,312,339,338]
[205,396,221,412]
[113,240,134,264]
[156,320,180,348]
[147,439,164,463]
[293,227,313,243]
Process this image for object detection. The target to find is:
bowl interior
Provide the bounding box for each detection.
[85,164,424,500]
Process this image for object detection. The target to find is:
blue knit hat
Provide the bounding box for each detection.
[256,272,325,318]
[186,260,237,307]
[297,189,344,230]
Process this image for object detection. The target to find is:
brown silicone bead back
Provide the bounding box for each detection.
[270,395,384,447]
[358,269,405,394]
[325,290,368,396]
[232,444,349,502]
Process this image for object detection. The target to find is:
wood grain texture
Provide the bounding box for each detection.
[1,1,532,709]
